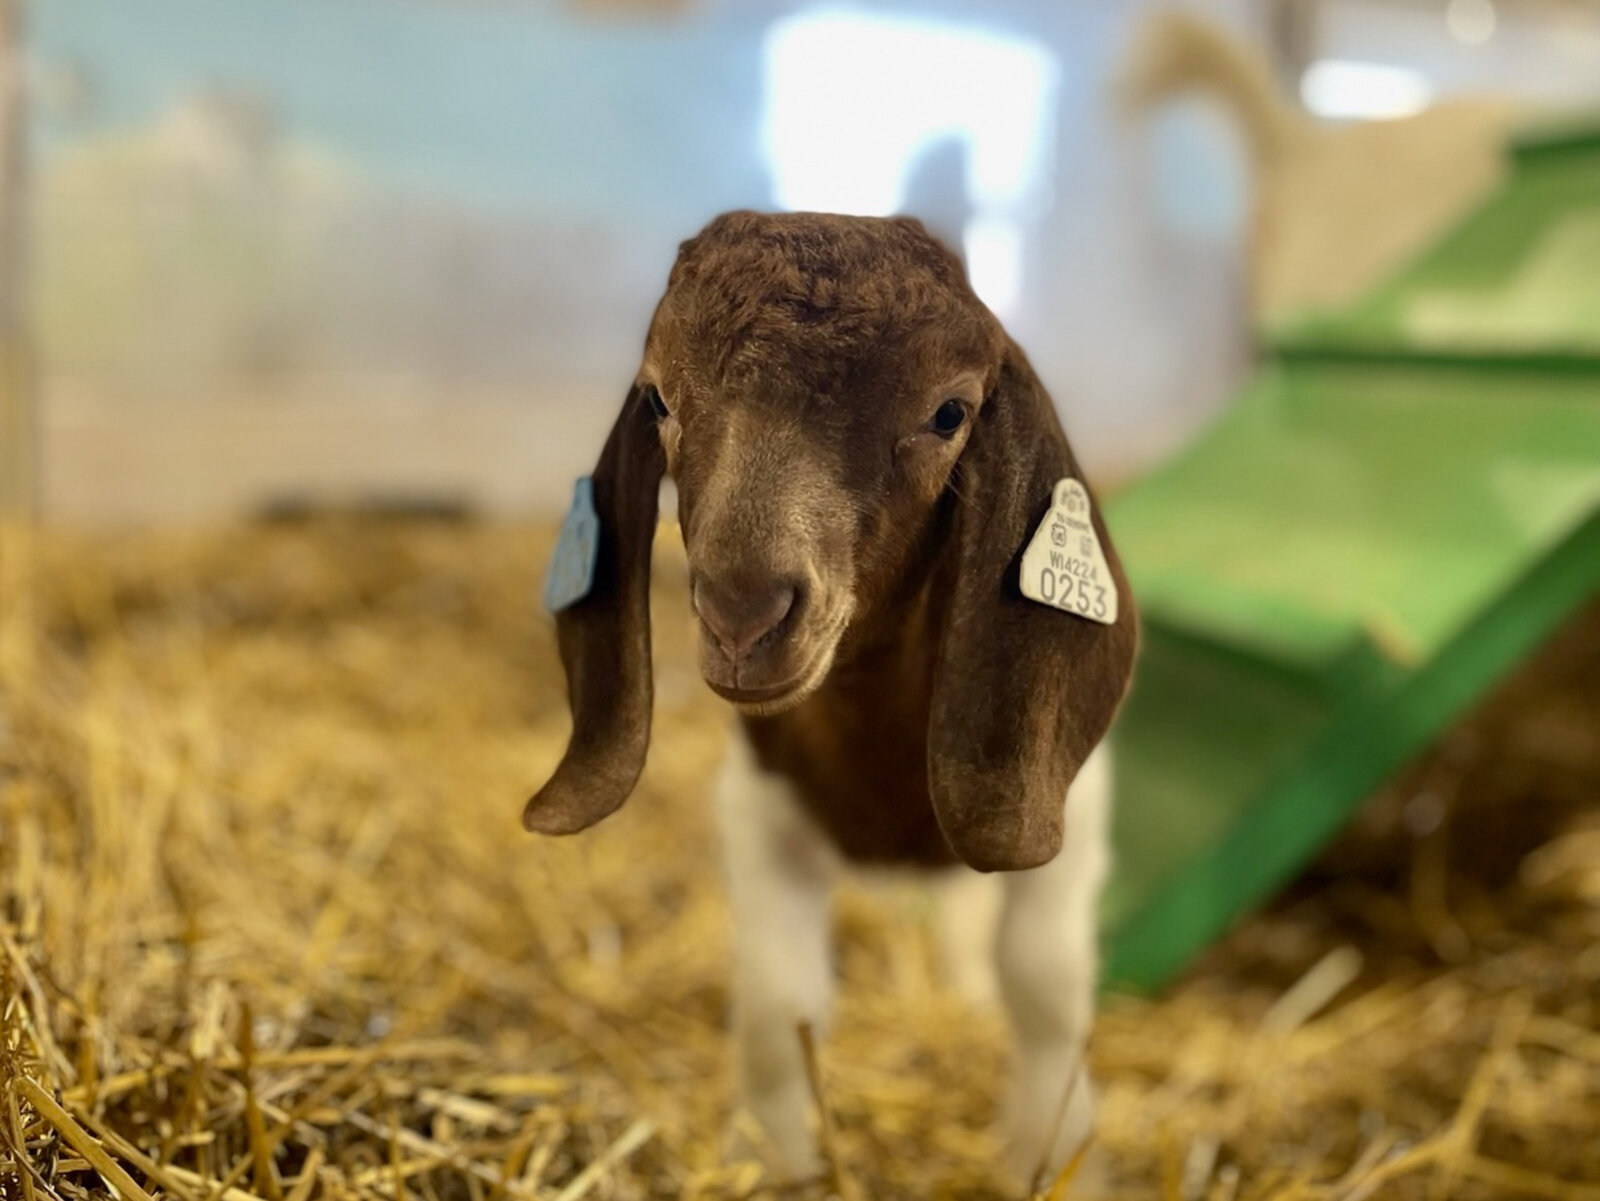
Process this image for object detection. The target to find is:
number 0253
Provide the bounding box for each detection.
[1036,566,1109,620]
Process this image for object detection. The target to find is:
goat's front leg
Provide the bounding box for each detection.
[716,739,837,1177]
[933,866,1003,1005]
[996,741,1113,1185]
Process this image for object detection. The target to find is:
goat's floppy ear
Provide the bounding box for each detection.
[928,344,1138,872]
[524,384,665,836]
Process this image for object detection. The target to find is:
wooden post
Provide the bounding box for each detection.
[0,0,33,688]
[0,0,31,518]
[1262,0,1319,109]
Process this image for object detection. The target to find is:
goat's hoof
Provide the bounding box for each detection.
[992,1124,1108,1198]
[727,1112,824,1186]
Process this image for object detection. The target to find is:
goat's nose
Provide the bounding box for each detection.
[693,575,797,659]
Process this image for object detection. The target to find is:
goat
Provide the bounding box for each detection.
[523,210,1139,1183]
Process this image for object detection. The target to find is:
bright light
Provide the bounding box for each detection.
[760,9,1058,318]
[1300,60,1433,121]
[1446,0,1497,45]
[963,216,1024,318]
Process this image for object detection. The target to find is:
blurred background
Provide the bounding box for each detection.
[8,0,1600,524]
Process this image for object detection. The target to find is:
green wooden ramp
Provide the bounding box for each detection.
[1100,122,1600,992]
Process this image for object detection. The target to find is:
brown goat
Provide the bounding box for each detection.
[525,211,1138,1183]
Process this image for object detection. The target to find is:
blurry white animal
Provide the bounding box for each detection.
[1118,9,1528,324]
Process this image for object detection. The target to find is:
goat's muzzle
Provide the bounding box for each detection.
[691,569,830,710]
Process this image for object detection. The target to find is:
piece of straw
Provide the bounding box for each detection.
[797,1021,860,1201]
[14,1077,154,1201]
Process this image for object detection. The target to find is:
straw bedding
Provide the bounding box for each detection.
[2,518,1597,1200]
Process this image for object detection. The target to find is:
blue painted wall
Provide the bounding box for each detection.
[35,0,772,221]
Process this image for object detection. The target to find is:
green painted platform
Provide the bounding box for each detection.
[1100,122,1600,991]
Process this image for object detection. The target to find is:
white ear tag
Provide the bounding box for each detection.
[544,476,601,613]
[1019,478,1119,625]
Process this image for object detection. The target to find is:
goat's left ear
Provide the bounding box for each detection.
[523,383,665,836]
[928,343,1138,872]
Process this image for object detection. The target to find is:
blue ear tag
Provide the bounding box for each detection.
[544,477,601,613]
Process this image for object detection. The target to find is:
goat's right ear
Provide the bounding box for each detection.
[523,384,665,836]
[926,345,1138,872]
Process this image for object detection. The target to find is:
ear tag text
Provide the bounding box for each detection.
[544,476,601,613]
[1019,478,1119,625]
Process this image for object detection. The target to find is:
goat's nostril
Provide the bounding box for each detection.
[693,577,798,659]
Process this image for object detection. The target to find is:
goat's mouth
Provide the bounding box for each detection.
[708,677,807,711]
[701,621,844,717]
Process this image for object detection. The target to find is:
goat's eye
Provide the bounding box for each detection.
[931,399,967,437]
[645,385,670,421]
